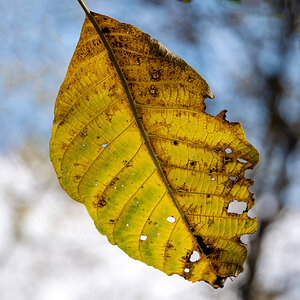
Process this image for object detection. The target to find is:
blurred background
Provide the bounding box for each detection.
[0,0,299,299]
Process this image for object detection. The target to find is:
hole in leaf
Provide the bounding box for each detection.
[211,177,216,181]
[184,268,190,273]
[225,148,232,154]
[126,30,130,34]
[240,234,248,243]
[83,144,86,147]
[189,251,200,262]
[101,144,107,148]
[229,176,237,181]
[167,216,176,223]
[227,200,247,214]
[237,158,248,164]
[140,235,147,241]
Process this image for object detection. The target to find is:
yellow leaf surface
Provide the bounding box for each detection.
[50,12,259,288]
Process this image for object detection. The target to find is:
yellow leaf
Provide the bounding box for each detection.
[50,11,259,288]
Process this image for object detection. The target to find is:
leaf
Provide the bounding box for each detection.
[50,11,259,288]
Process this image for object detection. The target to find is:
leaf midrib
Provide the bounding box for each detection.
[82,9,197,250]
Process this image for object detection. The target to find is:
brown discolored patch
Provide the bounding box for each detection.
[109,176,119,186]
[182,251,192,261]
[194,235,213,256]
[149,85,158,96]
[166,242,174,249]
[105,111,113,122]
[149,68,162,81]
[189,160,197,168]
[224,156,232,163]
[98,199,107,208]
[80,128,88,138]
[187,76,194,83]
[60,142,68,150]
[102,27,110,33]
[111,41,123,48]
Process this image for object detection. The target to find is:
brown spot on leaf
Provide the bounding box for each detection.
[80,128,88,138]
[166,242,174,249]
[150,68,161,81]
[98,199,107,208]
[102,27,110,33]
[187,76,194,83]
[194,235,213,256]
[149,85,158,96]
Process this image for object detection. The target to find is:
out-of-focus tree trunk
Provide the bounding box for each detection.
[238,1,299,298]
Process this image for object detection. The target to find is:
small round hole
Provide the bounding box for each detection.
[184,268,190,273]
[190,251,200,262]
[225,148,232,154]
[140,235,147,241]
[101,144,107,148]
[167,216,176,223]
